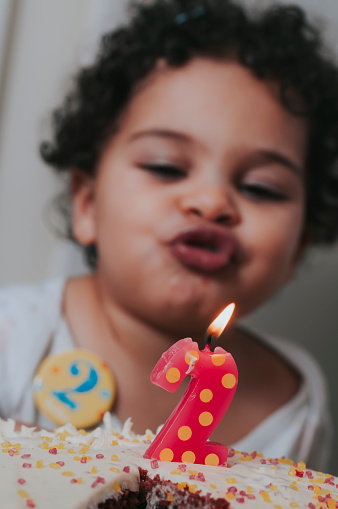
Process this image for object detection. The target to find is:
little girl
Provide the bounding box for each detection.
[1,0,338,472]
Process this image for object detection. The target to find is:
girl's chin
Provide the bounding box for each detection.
[157,290,227,326]
[162,284,215,311]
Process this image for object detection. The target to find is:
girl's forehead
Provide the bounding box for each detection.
[113,58,308,162]
[121,57,292,122]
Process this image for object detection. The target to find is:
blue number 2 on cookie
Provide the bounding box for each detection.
[53,360,98,410]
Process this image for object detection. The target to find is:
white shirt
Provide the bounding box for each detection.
[0,278,332,471]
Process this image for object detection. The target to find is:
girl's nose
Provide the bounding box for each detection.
[180,183,239,225]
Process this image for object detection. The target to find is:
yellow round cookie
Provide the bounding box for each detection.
[33,349,116,428]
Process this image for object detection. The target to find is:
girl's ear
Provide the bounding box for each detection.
[71,168,96,246]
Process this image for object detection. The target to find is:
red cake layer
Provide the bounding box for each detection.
[97,468,230,508]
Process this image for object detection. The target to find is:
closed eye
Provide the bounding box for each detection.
[239,183,286,201]
[139,163,186,180]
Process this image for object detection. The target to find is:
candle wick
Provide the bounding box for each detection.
[204,332,214,347]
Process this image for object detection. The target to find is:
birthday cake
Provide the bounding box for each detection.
[1,414,337,509]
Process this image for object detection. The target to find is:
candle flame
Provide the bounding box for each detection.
[207,303,235,339]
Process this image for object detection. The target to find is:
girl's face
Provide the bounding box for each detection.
[73,58,308,335]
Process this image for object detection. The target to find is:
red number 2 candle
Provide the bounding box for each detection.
[144,303,237,467]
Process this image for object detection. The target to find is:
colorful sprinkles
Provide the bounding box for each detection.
[2,418,338,508]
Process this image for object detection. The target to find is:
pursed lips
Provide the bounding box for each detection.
[169,226,238,273]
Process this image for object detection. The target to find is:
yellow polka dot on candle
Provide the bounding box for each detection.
[211,354,226,366]
[182,451,196,464]
[185,350,199,365]
[222,373,237,389]
[159,448,174,462]
[178,426,192,441]
[199,411,213,426]
[166,368,180,384]
[200,389,213,403]
[205,453,220,466]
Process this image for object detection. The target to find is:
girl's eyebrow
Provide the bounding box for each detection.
[128,130,303,176]
[128,129,191,144]
[253,150,304,177]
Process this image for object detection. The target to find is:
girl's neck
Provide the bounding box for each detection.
[63,274,185,370]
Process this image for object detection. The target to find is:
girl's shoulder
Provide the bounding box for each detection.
[215,326,328,448]
[0,276,67,359]
[241,327,326,390]
[0,277,66,313]
[231,325,328,419]
[0,277,68,418]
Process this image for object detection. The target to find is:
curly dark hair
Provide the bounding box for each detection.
[40,0,338,268]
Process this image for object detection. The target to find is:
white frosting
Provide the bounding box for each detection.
[1,414,337,508]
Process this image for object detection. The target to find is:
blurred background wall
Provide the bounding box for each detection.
[0,0,337,472]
